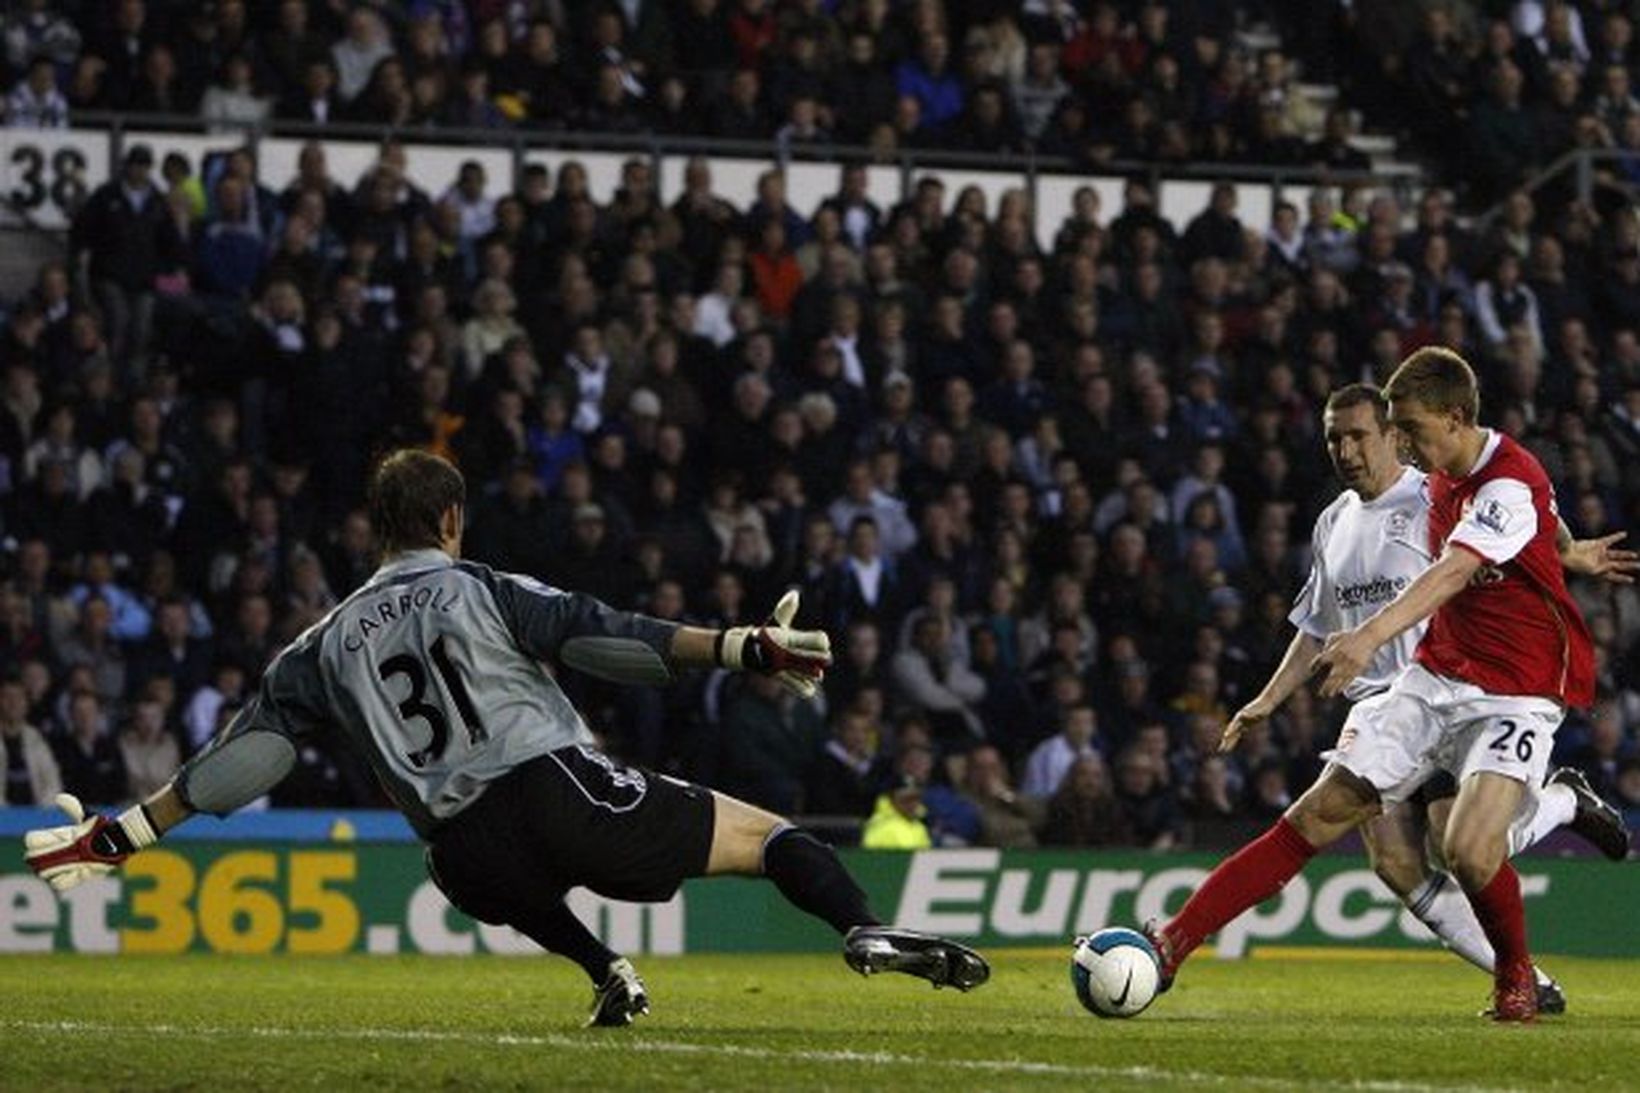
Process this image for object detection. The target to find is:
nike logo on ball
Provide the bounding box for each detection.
[1112,968,1133,1007]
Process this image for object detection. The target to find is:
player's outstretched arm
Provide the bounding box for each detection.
[1559,527,1639,584]
[23,784,192,891]
[1222,629,1322,752]
[1312,546,1482,698]
[493,575,830,694]
[24,639,315,892]
[686,590,833,698]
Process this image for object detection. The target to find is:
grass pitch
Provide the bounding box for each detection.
[1,951,1635,1091]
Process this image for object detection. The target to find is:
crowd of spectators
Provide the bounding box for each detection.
[1,1,1362,173]
[0,0,1636,849]
[1342,2,1640,206]
[5,1,1637,211]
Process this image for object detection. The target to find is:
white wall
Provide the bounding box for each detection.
[5,125,1372,245]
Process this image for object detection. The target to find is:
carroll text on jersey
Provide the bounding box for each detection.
[343,584,463,652]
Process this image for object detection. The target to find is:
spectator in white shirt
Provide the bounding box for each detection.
[824,294,868,389]
[0,676,61,805]
[892,614,987,741]
[330,7,393,103]
[200,53,271,132]
[118,697,180,801]
[6,55,67,127]
[1016,573,1098,671]
[1169,441,1242,535]
[693,263,745,348]
[1514,0,1589,66]
[1011,41,1067,141]
[897,574,972,668]
[1022,704,1103,799]
[4,2,81,74]
[460,279,525,377]
[564,323,622,435]
[1301,189,1356,274]
[185,662,246,754]
[829,458,918,559]
[440,160,496,244]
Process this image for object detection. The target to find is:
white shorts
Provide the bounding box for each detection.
[1330,663,1563,804]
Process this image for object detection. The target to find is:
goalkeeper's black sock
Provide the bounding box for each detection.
[762,825,881,935]
[524,901,621,985]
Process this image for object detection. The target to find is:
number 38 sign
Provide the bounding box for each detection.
[0,129,107,230]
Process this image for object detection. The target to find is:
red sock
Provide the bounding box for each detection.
[1467,861,1530,972]
[1165,818,1317,961]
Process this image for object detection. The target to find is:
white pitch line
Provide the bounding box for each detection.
[1,1019,1521,1093]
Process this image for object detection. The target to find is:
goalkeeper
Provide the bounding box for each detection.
[24,449,989,1025]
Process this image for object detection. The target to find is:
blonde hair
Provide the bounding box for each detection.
[1383,346,1480,423]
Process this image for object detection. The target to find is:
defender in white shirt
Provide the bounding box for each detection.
[1221,385,1633,1012]
[1291,460,1431,700]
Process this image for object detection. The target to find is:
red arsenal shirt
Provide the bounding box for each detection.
[1419,431,1595,706]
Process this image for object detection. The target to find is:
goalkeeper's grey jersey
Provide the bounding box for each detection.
[178,550,679,836]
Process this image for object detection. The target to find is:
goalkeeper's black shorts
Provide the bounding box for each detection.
[424,745,715,923]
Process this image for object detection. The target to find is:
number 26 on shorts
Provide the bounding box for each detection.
[1487,718,1535,764]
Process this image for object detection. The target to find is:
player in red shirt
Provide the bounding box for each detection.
[1143,348,1610,1022]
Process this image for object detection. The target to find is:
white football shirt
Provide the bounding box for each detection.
[1290,467,1433,700]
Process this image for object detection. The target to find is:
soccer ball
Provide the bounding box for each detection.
[1070,928,1161,1018]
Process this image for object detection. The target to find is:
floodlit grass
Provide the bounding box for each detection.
[1,950,1635,1090]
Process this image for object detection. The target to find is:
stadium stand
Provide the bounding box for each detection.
[0,1,1635,848]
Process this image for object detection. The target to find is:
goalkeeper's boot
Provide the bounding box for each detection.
[1490,958,1538,1024]
[844,926,990,991]
[586,958,649,1027]
[1140,920,1180,994]
[1549,768,1630,861]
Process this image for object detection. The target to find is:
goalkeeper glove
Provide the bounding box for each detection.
[717,589,832,699]
[24,793,158,892]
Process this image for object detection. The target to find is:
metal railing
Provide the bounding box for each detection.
[1474,147,1640,229]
